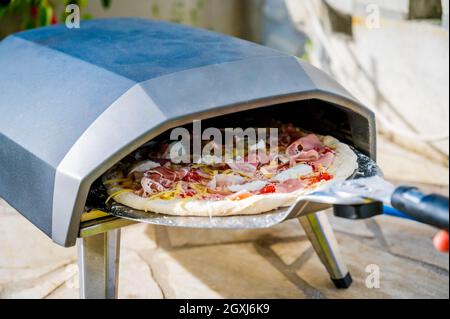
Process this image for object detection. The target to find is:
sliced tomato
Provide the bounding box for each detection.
[180,190,196,198]
[259,184,277,194]
[318,172,333,181]
[303,172,334,186]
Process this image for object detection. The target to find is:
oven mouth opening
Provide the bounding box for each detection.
[83,98,369,218]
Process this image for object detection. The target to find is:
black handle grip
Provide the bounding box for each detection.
[391,187,449,230]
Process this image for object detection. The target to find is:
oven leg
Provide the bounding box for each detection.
[298,212,352,289]
[77,229,121,299]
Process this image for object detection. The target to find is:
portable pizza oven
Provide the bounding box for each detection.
[0,18,381,298]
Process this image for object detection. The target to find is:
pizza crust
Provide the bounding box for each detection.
[102,136,358,217]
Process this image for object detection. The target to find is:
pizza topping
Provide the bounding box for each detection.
[201,155,223,165]
[199,193,225,200]
[259,183,277,194]
[272,164,313,182]
[141,176,165,194]
[148,157,171,166]
[286,134,323,162]
[180,190,196,198]
[228,190,253,201]
[174,166,190,180]
[269,152,290,165]
[140,166,179,195]
[276,178,308,193]
[207,173,245,190]
[147,189,177,201]
[310,151,335,170]
[194,167,214,179]
[278,123,302,147]
[260,163,279,178]
[299,134,324,151]
[295,149,320,162]
[245,151,271,167]
[228,181,268,193]
[302,172,334,186]
[226,160,257,176]
[128,160,161,175]
[146,166,177,182]
[182,170,203,183]
[322,135,339,147]
[105,189,134,204]
[110,124,341,202]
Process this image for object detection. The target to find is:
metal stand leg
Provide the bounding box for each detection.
[298,211,352,289]
[77,229,121,299]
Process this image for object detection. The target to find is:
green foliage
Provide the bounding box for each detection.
[0,0,110,32]
[100,0,110,9]
[151,2,160,19]
[148,0,207,28]
[169,0,185,24]
[60,0,90,22]
[300,39,313,62]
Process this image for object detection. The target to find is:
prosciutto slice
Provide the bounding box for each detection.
[298,134,323,151]
[275,178,308,193]
[174,166,190,180]
[295,149,320,161]
[141,177,166,194]
[128,160,160,175]
[142,166,178,193]
[226,160,257,175]
[286,134,323,163]
[245,151,270,167]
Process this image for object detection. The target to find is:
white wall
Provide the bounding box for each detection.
[87,0,246,37]
[288,0,449,160]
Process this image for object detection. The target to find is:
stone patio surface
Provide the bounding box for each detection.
[0,137,448,299]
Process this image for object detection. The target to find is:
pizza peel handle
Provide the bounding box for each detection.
[391,187,449,230]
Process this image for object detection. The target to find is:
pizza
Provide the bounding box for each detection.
[102,123,358,216]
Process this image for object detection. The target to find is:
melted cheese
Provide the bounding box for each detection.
[228,181,268,193]
[273,164,313,182]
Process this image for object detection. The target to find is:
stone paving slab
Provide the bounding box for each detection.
[140,243,307,299]
[296,232,449,299]
[163,213,373,249]
[45,249,165,299]
[373,215,449,271]
[0,199,76,298]
[270,240,312,266]
[164,219,305,248]
[116,249,165,299]
[2,197,448,299]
